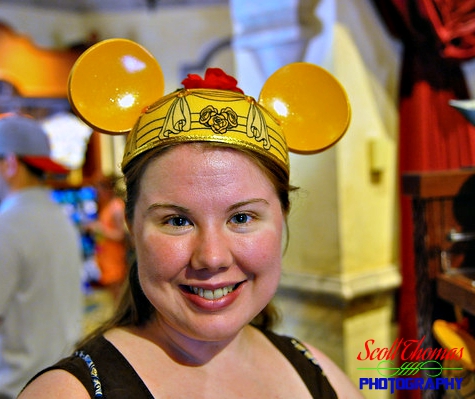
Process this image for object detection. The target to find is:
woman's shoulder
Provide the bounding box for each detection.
[257,329,336,398]
[304,342,366,399]
[260,329,364,399]
[18,335,116,399]
[18,368,91,399]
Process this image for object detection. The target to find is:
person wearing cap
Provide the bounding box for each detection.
[0,115,84,399]
[19,41,362,398]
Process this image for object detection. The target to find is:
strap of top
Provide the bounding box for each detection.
[261,329,338,399]
[74,351,103,398]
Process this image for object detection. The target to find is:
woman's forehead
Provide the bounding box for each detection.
[139,145,275,195]
[145,143,262,179]
[145,144,259,174]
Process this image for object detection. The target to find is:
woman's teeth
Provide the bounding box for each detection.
[191,284,236,300]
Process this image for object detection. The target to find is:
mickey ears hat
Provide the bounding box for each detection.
[0,114,69,174]
[68,38,351,174]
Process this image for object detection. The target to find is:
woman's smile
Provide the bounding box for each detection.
[181,281,244,300]
[179,281,247,311]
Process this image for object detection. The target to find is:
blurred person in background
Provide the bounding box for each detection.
[86,175,129,303]
[0,114,83,399]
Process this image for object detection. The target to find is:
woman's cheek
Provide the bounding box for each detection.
[241,229,282,271]
[133,222,165,268]
[140,226,191,276]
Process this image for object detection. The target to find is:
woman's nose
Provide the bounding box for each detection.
[190,227,234,271]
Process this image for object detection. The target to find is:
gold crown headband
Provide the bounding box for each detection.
[68,39,351,174]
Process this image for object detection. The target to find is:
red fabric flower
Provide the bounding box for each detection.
[181,68,244,94]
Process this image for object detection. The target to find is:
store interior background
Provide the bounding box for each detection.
[2,1,475,398]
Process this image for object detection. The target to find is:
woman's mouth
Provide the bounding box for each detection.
[183,283,241,300]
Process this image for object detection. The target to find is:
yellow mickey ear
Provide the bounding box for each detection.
[259,62,351,153]
[68,38,165,135]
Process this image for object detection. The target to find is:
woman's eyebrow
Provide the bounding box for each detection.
[146,203,190,214]
[146,199,269,214]
[227,198,269,212]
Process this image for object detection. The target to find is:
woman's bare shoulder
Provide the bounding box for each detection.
[305,342,366,399]
[18,369,91,399]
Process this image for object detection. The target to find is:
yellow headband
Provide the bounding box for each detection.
[123,88,288,171]
[68,38,351,174]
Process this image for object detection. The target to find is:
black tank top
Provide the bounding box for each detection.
[26,329,338,398]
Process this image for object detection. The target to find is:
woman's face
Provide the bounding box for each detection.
[130,144,284,342]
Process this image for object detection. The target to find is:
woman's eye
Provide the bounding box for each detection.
[166,216,191,227]
[230,213,252,224]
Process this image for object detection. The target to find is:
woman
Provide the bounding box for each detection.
[19,40,361,398]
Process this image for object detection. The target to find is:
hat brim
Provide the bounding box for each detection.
[21,156,70,174]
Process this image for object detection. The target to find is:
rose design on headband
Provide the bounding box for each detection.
[199,105,238,134]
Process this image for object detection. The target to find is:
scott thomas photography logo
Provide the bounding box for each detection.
[356,336,464,395]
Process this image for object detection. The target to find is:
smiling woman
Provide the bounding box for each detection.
[17,38,361,399]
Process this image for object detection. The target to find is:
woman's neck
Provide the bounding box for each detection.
[128,319,250,366]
